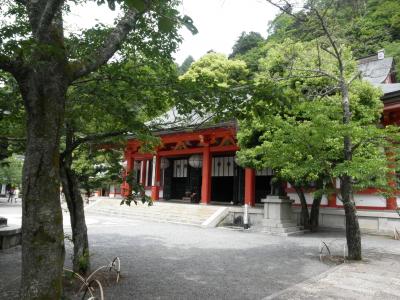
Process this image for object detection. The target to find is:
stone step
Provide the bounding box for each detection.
[262,225,306,236]
[261,220,298,228]
[94,207,218,218]
[91,207,209,222]
[262,229,305,236]
[91,209,204,226]
[87,200,223,226]
[103,202,218,210]
[92,211,205,223]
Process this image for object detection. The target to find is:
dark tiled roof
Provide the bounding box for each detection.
[358,56,393,84]
[146,107,214,131]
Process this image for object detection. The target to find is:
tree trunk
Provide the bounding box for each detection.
[293,184,310,229]
[340,80,362,260]
[18,13,69,298]
[309,179,324,231]
[19,70,67,299]
[60,159,90,274]
[341,175,362,260]
[60,125,90,274]
[309,195,322,231]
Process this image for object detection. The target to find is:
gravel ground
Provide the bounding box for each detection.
[1,202,399,299]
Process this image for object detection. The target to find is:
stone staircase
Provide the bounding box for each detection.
[86,198,226,227]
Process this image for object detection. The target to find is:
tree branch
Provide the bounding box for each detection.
[62,130,129,158]
[351,134,387,153]
[289,67,340,82]
[347,71,361,85]
[0,55,14,73]
[70,9,140,81]
[0,54,19,75]
[265,0,306,22]
[313,8,343,72]
[319,44,338,59]
[0,136,26,142]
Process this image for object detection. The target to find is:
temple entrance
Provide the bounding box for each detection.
[161,154,247,204]
[169,158,188,199]
[211,177,234,202]
[211,155,235,203]
[163,157,202,202]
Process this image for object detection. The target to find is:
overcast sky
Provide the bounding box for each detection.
[64,0,279,65]
[175,0,279,64]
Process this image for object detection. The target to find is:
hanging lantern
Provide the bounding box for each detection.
[160,157,170,169]
[188,154,203,168]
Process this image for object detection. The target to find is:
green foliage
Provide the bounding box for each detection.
[236,39,399,196]
[384,41,400,80]
[229,31,264,59]
[265,0,400,77]
[182,53,248,87]
[64,45,179,195]
[72,146,122,196]
[267,13,296,41]
[123,0,198,34]
[0,72,25,159]
[119,170,152,206]
[0,154,23,186]
[177,2,400,200]
[1,0,185,199]
[124,0,147,12]
[178,52,250,120]
[77,249,90,274]
[179,55,195,75]
[231,42,272,73]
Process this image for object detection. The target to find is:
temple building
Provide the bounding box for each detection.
[106,51,400,212]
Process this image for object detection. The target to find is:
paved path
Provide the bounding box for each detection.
[1,201,400,299]
[264,254,400,299]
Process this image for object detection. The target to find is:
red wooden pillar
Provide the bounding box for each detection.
[386,163,398,209]
[386,149,398,210]
[387,196,397,210]
[151,155,161,201]
[327,193,337,207]
[244,168,255,206]
[201,146,212,204]
[327,179,338,208]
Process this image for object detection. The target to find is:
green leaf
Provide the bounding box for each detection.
[158,16,174,33]
[124,0,146,12]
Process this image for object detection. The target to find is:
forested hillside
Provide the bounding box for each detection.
[232,0,400,78]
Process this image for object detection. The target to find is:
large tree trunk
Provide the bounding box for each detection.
[60,125,90,274]
[309,179,324,231]
[19,70,67,299]
[18,13,68,298]
[293,184,310,229]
